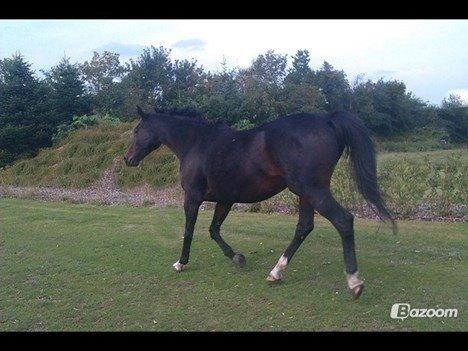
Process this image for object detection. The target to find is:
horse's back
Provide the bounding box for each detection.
[262,113,344,189]
[264,112,342,158]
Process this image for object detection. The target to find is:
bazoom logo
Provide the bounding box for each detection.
[391,303,458,320]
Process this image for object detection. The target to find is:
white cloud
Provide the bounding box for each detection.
[172,38,206,51]
[2,19,468,104]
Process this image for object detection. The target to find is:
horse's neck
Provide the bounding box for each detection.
[158,118,204,160]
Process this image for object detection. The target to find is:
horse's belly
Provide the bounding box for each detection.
[205,175,286,203]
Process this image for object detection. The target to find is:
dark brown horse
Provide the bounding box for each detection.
[124,106,396,299]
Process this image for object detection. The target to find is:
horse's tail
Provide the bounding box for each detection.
[328,111,397,234]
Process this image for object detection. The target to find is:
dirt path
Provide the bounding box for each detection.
[0,184,465,222]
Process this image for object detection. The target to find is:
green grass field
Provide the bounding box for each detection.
[1,198,466,331]
[378,148,468,163]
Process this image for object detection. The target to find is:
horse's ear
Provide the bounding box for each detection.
[136,105,148,120]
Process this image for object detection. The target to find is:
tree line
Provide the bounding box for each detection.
[0,46,467,167]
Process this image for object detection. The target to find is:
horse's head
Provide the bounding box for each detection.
[124,106,162,167]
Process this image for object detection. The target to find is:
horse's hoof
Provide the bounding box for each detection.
[346,271,364,299]
[266,272,282,283]
[350,284,364,300]
[232,253,246,268]
[172,261,186,272]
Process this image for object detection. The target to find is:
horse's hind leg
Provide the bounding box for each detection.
[210,202,246,268]
[267,197,314,282]
[311,188,364,299]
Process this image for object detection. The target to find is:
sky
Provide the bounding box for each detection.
[1,20,467,105]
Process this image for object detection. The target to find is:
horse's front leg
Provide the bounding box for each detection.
[172,194,202,272]
[210,202,246,268]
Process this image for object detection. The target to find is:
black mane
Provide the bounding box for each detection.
[154,106,202,119]
[153,106,229,128]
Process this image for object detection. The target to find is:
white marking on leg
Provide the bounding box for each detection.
[267,255,288,281]
[172,261,186,272]
[345,271,364,290]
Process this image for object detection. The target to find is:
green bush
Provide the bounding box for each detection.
[233,119,256,131]
[422,152,467,215]
[376,129,453,153]
[52,114,121,144]
[0,122,131,188]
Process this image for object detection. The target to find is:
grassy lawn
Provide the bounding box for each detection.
[378,148,467,163]
[0,198,466,331]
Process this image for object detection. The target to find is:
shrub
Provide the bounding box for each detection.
[376,129,453,153]
[52,114,121,144]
